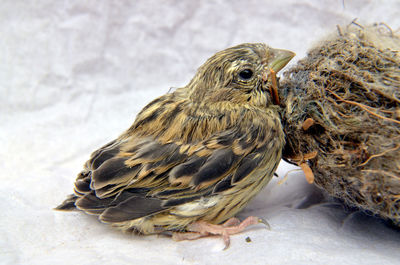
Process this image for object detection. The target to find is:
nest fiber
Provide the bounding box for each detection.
[279,24,400,226]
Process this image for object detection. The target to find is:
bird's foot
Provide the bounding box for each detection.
[172,216,270,249]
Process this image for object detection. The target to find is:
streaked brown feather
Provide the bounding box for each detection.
[56,43,288,234]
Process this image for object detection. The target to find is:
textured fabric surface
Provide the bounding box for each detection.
[1,1,400,264]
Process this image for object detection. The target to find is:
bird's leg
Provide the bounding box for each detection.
[172,231,204,241]
[172,216,269,249]
[171,217,241,244]
[222,217,241,227]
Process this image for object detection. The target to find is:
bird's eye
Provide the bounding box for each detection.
[238,69,253,80]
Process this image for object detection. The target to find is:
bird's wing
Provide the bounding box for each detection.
[73,117,281,223]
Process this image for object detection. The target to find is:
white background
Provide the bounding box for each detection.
[1,1,400,264]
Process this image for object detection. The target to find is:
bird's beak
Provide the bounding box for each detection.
[268,48,296,73]
[262,48,295,105]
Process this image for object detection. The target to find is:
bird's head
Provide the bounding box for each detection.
[184,43,295,107]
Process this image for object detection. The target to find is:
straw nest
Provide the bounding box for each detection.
[279,23,400,226]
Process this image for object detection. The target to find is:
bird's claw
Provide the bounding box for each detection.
[257,217,271,230]
[172,216,271,250]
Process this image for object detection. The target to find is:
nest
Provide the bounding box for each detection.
[279,23,400,226]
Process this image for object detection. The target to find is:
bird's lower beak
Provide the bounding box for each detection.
[268,48,296,73]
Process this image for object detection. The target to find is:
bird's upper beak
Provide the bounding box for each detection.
[268,48,296,73]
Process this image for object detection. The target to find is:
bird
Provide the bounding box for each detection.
[56,43,295,248]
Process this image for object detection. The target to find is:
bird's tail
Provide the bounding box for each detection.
[54,194,79,211]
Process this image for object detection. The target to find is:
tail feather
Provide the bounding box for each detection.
[54,194,79,211]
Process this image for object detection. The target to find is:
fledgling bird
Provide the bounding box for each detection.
[56,43,295,248]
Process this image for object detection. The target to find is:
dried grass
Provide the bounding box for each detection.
[279,23,400,226]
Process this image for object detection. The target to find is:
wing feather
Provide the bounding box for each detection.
[69,105,281,224]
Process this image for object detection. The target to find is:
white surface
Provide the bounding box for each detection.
[1,1,400,264]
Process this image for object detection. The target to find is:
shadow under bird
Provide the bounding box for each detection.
[56,43,295,248]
